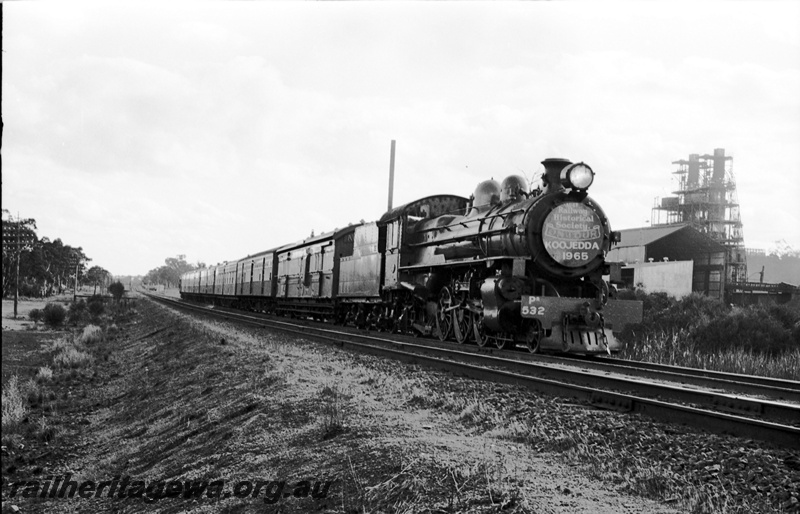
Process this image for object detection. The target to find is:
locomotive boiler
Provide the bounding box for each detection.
[180,157,641,355]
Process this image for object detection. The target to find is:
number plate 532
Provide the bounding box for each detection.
[521,296,545,318]
[521,305,545,316]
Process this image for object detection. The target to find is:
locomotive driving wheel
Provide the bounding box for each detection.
[472,311,489,347]
[435,287,454,341]
[525,319,543,353]
[452,305,472,344]
[494,333,513,350]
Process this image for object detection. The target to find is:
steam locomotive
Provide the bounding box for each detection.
[180,158,642,354]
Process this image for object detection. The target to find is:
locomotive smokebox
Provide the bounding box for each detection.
[541,158,572,192]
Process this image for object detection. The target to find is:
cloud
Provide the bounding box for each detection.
[3,2,799,274]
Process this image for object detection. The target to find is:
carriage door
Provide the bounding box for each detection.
[383,220,402,287]
[302,251,312,296]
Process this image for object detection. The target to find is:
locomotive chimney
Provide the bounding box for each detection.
[387,140,396,211]
[541,158,572,193]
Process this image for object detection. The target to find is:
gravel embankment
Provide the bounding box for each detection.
[162,301,800,512]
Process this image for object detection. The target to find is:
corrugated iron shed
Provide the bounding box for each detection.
[609,224,728,299]
[616,224,726,260]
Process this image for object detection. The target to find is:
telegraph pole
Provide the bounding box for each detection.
[15,225,20,318]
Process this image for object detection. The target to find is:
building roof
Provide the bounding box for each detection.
[616,224,726,254]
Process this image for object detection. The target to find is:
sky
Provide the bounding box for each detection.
[3,1,799,277]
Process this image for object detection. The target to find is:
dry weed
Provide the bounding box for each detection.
[36,365,54,382]
[35,415,57,442]
[21,377,43,405]
[319,383,349,440]
[49,336,74,353]
[107,323,120,337]
[79,324,104,345]
[1,376,28,432]
[53,346,94,369]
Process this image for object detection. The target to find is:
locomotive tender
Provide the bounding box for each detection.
[180,158,642,354]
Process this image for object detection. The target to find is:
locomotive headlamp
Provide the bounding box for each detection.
[560,162,595,191]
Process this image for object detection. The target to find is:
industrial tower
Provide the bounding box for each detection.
[651,148,747,283]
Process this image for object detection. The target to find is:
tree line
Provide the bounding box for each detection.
[143,255,205,289]
[2,211,207,297]
[2,210,112,298]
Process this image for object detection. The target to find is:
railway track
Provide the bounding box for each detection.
[573,354,800,401]
[146,293,800,449]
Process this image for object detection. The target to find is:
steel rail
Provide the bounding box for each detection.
[348,333,800,403]
[152,294,799,408]
[526,354,800,403]
[268,319,800,424]
[147,294,800,448]
[157,293,799,403]
[279,316,800,404]
[586,355,799,393]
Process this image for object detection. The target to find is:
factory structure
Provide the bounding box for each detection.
[651,148,747,283]
[608,148,797,304]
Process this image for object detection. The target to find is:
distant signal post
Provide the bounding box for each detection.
[1,216,37,319]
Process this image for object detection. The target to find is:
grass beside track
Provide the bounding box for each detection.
[617,291,800,380]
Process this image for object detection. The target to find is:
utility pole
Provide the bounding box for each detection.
[387,140,396,211]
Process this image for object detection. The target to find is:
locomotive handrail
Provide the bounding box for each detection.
[398,255,512,270]
[414,218,481,234]
[414,207,527,234]
[405,226,514,248]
